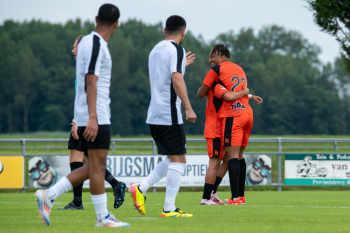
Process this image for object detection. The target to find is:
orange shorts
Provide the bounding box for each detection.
[222,111,253,147]
[206,137,226,159]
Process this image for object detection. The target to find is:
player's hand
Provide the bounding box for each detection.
[185,51,195,67]
[71,122,79,140]
[83,117,98,142]
[243,85,249,95]
[185,108,197,123]
[251,95,263,104]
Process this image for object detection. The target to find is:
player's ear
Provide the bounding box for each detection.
[95,16,98,23]
[163,28,167,36]
[113,21,119,29]
[181,28,186,37]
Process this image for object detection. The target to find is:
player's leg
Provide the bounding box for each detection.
[35,158,90,225]
[58,149,85,210]
[211,153,227,204]
[161,154,192,217]
[238,112,253,205]
[104,168,126,209]
[160,124,192,217]
[238,146,246,204]
[201,138,222,205]
[223,116,244,205]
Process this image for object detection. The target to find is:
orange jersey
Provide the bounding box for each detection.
[202,67,228,139]
[205,61,252,118]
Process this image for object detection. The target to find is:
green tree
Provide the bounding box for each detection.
[307,0,350,73]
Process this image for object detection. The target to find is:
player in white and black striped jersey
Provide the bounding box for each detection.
[35,4,129,227]
[129,15,196,218]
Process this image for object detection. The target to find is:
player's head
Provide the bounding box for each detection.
[95,4,120,34]
[209,44,230,66]
[72,35,84,60]
[247,155,271,184]
[164,15,186,45]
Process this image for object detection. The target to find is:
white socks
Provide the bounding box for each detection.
[91,193,108,222]
[46,176,73,201]
[139,157,170,194]
[163,163,185,212]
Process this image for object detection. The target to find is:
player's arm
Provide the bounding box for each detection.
[197,67,220,98]
[197,85,210,98]
[172,72,197,123]
[214,84,249,101]
[83,74,98,142]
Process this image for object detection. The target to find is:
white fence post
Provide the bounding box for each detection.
[277,137,282,191]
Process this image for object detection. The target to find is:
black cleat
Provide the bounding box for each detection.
[113,182,126,209]
[57,201,84,210]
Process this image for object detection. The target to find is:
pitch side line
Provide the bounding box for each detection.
[1,202,350,209]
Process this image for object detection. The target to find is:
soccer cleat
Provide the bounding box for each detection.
[161,208,193,217]
[57,201,84,210]
[35,189,52,225]
[211,193,224,205]
[129,184,146,215]
[113,182,126,209]
[200,198,218,205]
[95,213,130,227]
[240,196,246,205]
[226,198,241,205]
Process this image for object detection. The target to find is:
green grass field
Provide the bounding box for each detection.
[1,190,350,232]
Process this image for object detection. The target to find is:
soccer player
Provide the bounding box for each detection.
[35,4,129,227]
[197,45,262,204]
[59,35,126,211]
[129,15,196,217]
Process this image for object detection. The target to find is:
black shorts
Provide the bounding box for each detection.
[76,125,111,156]
[149,124,186,155]
[68,133,79,150]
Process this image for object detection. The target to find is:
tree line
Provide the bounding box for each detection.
[0,19,349,136]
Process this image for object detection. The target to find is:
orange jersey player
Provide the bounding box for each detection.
[198,44,262,206]
[197,57,250,205]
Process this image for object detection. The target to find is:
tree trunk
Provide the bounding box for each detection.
[7,103,12,133]
[23,104,28,133]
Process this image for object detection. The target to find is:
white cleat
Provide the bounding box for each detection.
[211,193,224,205]
[35,189,52,226]
[200,198,218,205]
[95,213,130,228]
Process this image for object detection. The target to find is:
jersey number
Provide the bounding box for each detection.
[231,76,246,91]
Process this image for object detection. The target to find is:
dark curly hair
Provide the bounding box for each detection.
[210,44,230,58]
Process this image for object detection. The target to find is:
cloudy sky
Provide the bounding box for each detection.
[0,0,340,63]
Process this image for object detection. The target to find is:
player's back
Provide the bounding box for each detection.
[204,86,222,139]
[146,40,186,125]
[216,61,252,118]
[75,32,112,126]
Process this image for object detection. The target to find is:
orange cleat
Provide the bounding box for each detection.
[226,198,241,205]
[240,196,246,205]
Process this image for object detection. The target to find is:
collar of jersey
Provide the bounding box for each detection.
[91,31,108,44]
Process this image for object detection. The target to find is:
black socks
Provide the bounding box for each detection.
[212,177,222,194]
[70,162,83,207]
[202,183,214,200]
[239,158,246,197]
[228,158,240,199]
[105,168,119,189]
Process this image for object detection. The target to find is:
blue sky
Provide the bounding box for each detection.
[0,0,340,63]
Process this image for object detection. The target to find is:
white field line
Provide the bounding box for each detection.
[1,202,350,209]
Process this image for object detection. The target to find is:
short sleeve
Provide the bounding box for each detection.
[84,35,102,77]
[214,84,229,99]
[203,65,220,88]
[170,42,185,74]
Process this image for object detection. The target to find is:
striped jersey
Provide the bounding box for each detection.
[74,31,112,126]
[146,40,186,125]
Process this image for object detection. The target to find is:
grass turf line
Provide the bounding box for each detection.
[0,191,350,233]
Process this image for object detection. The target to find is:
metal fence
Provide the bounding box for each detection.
[0,137,349,192]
